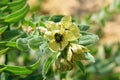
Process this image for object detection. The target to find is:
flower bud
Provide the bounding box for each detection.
[37,26,47,34]
[55,56,73,72]
[22,25,34,33]
[67,43,89,61]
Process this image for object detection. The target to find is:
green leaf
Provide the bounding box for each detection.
[98,9,106,21]
[39,42,50,54]
[76,61,85,73]
[98,18,105,27]
[79,33,99,46]
[0,41,16,47]
[0,26,8,35]
[98,6,112,27]
[8,0,27,11]
[0,67,7,72]
[2,30,21,39]
[6,42,16,47]
[28,36,44,50]
[78,24,90,31]
[16,38,29,51]
[0,58,41,75]
[42,52,58,79]
[98,62,116,74]
[4,4,29,23]
[48,15,64,22]
[0,4,29,23]
[28,21,36,28]
[39,21,46,27]
[104,44,113,58]
[0,47,9,56]
[0,6,8,12]
[115,53,120,65]
[114,0,120,9]
[85,52,95,63]
[87,59,115,74]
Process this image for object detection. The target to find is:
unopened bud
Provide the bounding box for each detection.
[37,26,47,34]
[55,56,73,72]
[67,43,89,61]
[22,25,34,33]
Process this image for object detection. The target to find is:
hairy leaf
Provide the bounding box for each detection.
[0,58,41,75]
[42,52,58,79]
[16,38,29,51]
[79,33,99,46]
[28,36,44,50]
[78,24,90,31]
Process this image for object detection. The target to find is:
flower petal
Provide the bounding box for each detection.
[63,30,77,41]
[46,21,60,31]
[59,39,68,50]
[53,28,65,35]
[48,40,59,52]
[45,31,54,41]
[67,46,73,62]
[61,16,71,28]
[69,23,81,39]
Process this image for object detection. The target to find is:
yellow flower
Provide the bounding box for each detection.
[45,30,68,52]
[45,16,81,52]
[45,21,66,51]
[61,16,81,40]
[67,43,89,61]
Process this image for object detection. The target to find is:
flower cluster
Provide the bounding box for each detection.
[44,16,89,72]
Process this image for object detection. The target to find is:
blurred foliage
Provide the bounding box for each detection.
[79,0,120,37]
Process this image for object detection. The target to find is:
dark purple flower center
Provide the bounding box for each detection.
[55,33,63,43]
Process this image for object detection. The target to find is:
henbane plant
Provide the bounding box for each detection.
[0,0,99,80]
[17,16,98,79]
